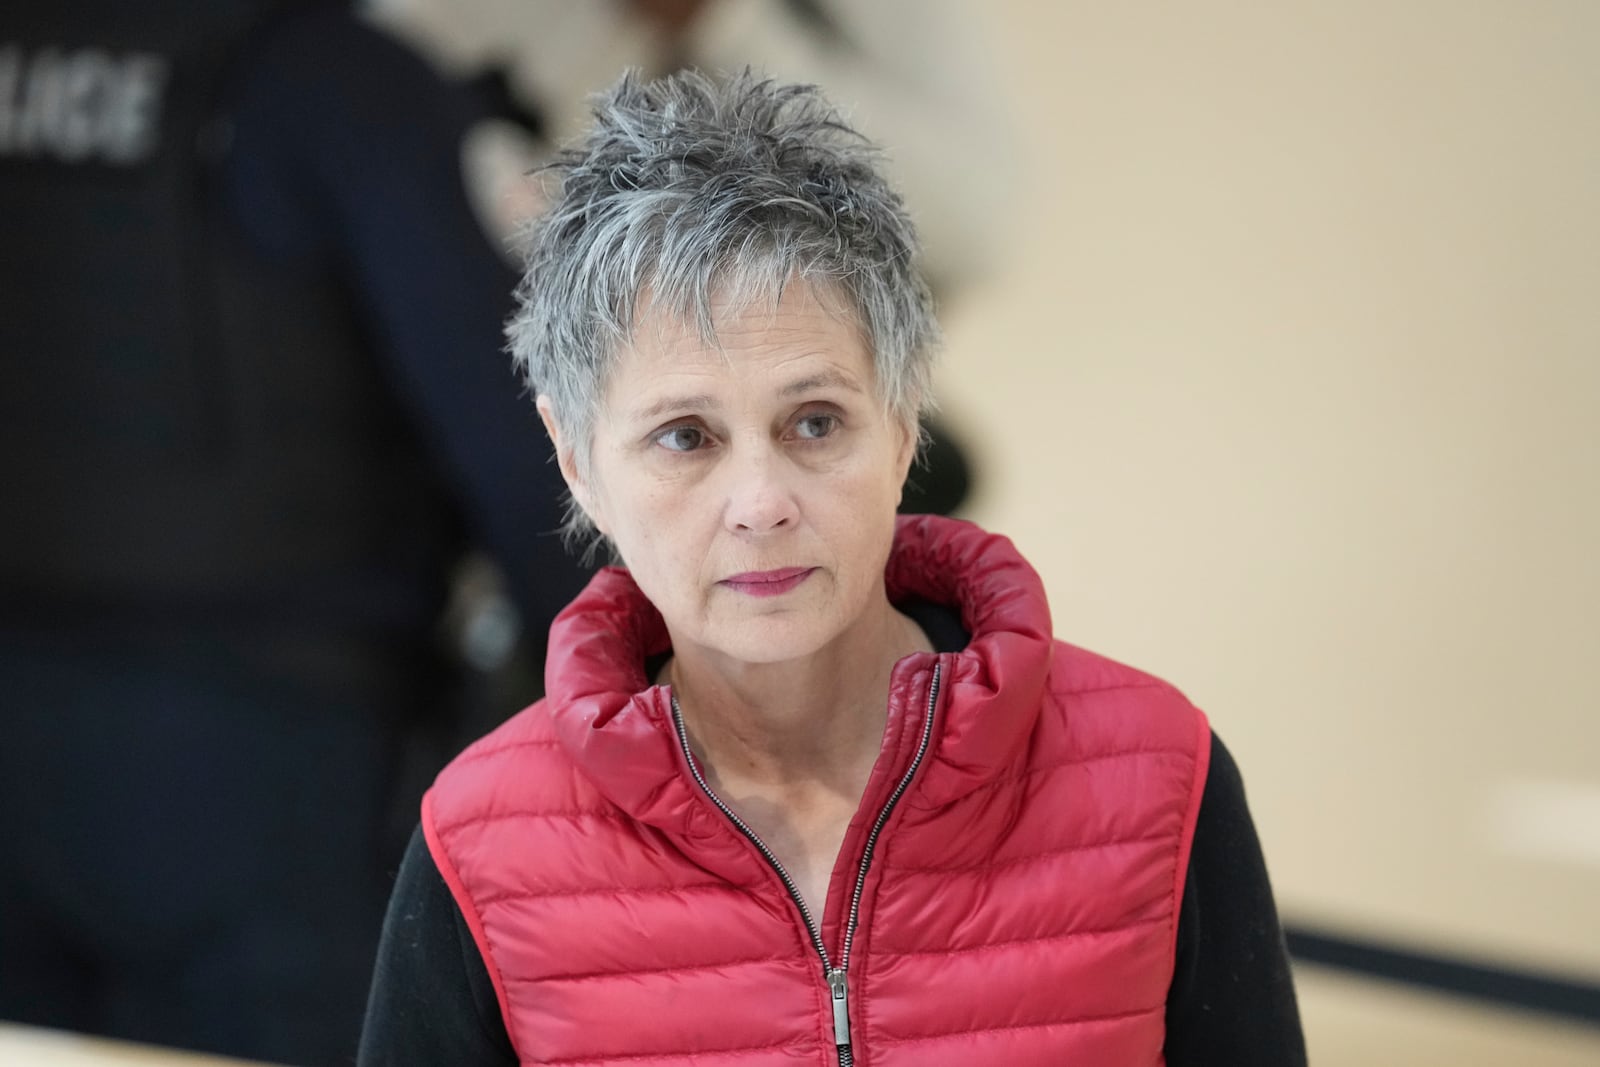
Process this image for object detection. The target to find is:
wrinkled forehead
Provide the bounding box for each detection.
[604,275,873,392]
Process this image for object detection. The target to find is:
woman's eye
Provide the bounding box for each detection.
[655,424,706,452]
[794,413,839,440]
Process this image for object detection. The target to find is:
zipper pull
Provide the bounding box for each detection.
[828,967,851,1045]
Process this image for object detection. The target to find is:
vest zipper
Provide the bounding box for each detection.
[669,662,943,1067]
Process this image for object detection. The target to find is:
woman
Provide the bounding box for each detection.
[360,71,1305,1065]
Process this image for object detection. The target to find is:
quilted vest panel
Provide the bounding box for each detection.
[427,649,1205,1066]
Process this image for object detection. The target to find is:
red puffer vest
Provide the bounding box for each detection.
[425,515,1211,1066]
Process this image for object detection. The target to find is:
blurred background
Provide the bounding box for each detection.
[2,0,1596,1064]
[938,3,1600,1063]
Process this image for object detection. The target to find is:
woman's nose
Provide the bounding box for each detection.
[722,444,800,533]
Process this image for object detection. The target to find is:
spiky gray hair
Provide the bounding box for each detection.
[506,68,940,541]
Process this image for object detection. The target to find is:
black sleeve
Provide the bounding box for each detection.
[1164,733,1307,1065]
[359,826,517,1066]
[221,9,594,642]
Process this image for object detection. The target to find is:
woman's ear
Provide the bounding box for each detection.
[893,412,920,488]
[536,395,606,535]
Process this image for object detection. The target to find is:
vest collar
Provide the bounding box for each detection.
[542,514,1056,826]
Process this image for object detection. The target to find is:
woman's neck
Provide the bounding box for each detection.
[663,600,933,793]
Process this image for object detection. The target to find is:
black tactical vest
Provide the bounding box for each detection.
[0,0,459,630]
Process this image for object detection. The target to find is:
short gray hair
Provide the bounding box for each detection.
[506,69,940,541]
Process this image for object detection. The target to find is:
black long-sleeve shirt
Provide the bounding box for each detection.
[360,729,1305,1065]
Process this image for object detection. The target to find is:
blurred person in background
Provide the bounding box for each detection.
[360,69,1304,1067]
[0,0,591,1062]
[373,0,1012,289]
[372,0,1004,515]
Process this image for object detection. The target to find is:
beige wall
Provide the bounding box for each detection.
[943,0,1600,980]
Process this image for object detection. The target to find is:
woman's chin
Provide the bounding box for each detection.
[692,614,841,670]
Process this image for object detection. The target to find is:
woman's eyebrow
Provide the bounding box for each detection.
[781,369,863,397]
[631,370,861,422]
[629,393,717,423]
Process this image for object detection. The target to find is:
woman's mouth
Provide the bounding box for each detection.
[719,567,816,597]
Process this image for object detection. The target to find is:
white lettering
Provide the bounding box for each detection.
[107,54,168,163]
[0,45,20,150]
[57,50,111,162]
[0,42,169,165]
[14,46,63,156]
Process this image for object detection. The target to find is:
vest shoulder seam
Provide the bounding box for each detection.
[450,736,561,767]
[433,807,632,837]
[1049,679,1174,698]
[920,743,1196,806]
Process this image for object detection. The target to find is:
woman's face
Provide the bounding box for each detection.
[544,281,916,669]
